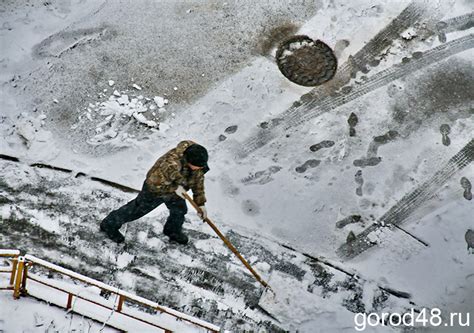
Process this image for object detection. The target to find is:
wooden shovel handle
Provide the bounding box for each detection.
[182,192,271,290]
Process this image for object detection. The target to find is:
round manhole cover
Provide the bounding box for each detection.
[276,35,337,86]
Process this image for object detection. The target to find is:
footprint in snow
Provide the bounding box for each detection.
[440,124,451,146]
[347,112,358,137]
[224,125,238,134]
[367,130,399,157]
[460,177,472,200]
[353,157,382,168]
[336,215,362,229]
[355,170,364,196]
[465,229,474,253]
[353,130,398,168]
[309,140,335,152]
[259,118,284,129]
[295,159,320,173]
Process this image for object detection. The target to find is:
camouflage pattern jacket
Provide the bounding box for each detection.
[145,140,207,206]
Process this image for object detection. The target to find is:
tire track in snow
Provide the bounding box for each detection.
[338,0,437,80]
[238,0,438,156]
[238,33,474,157]
[337,139,474,260]
[436,11,474,43]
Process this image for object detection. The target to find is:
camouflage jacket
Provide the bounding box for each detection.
[145,140,207,206]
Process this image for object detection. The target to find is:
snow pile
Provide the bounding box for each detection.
[75,87,171,146]
[2,112,60,161]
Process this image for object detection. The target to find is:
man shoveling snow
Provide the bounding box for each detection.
[100,140,209,245]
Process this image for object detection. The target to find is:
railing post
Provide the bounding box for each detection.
[21,262,29,295]
[67,293,73,310]
[13,257,25,299]
[9,257,18,287]
[117,295,125,312]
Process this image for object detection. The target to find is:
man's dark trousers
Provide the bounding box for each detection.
[102,182,187,234]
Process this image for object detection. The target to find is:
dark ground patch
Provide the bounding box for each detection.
[389,58,473,136]
[6,0,323,157]
[255,21,300,56]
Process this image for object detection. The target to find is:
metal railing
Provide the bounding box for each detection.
[1,250,220,333]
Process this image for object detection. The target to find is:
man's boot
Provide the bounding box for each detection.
[100,220,125,243]
[163,228,188,245]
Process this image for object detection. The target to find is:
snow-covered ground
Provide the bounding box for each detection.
[1,0,473,331]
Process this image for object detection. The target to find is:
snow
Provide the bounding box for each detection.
[22,255,220,332]
[259,271,397,333]
[194,238,231,256]
[0,271,214,333]
[154,96,168,108]
[0,292,117,333]
[1,0,473,331]
[0,249,20,257]
[25,276,217,332]
[115,252,135,269]
[116,94,129,106]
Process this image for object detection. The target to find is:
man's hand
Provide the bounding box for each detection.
[174,185,187,199]
[198,205,207,220]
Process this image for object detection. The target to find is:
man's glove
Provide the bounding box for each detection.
[198,205,207,220]
[174,185,187,199]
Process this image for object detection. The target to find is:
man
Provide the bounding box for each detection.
[100,140,209,245]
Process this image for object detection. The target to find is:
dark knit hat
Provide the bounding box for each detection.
[184,144,208,168]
